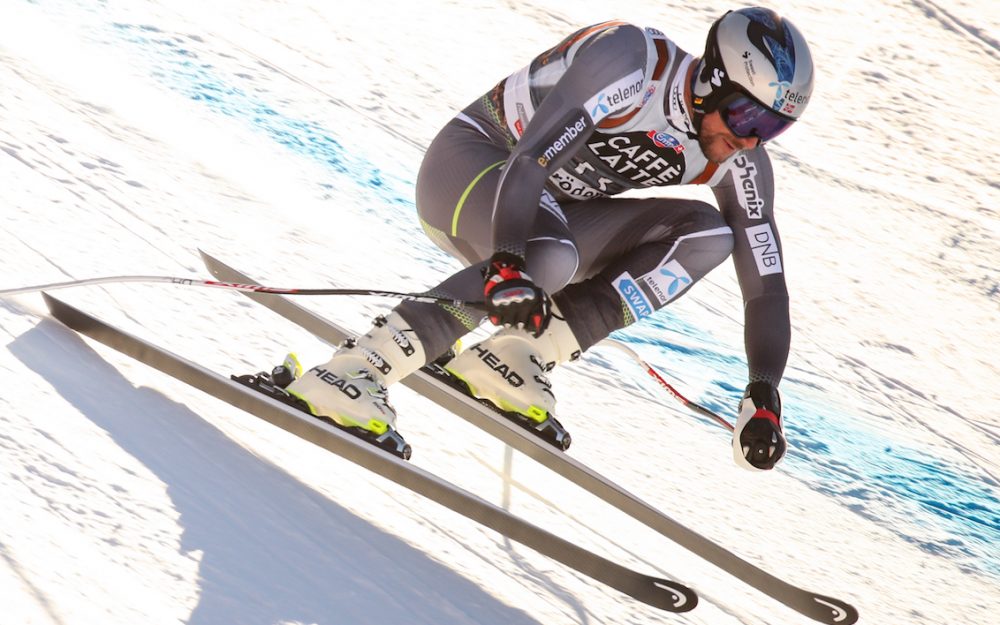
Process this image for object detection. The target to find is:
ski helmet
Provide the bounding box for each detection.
[692,8,814,143]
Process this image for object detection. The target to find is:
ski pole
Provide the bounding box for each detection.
[0,275,482,307]
[599,338,734,431]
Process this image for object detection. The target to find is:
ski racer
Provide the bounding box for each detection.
[286,7,815,470]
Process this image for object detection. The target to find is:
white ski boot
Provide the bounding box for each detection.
[444,311,580,447]
[286,312,426,437]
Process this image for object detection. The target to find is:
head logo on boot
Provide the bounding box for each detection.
[471,344,525,387]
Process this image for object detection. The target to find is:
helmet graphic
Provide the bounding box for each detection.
[692,8,814,142]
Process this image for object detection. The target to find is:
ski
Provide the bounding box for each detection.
[43,293,696,614]
[200,250,860,625]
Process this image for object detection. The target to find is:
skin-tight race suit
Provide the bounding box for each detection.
[397,21,790,387]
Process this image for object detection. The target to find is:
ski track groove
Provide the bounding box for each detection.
[908,0,1000,59]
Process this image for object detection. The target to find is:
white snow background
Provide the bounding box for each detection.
[0,1,997,624]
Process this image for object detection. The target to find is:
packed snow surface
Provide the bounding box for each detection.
[0,1,997,624]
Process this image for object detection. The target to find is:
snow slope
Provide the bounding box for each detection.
[1,1,997,624]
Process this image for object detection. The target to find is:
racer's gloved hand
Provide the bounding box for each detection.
[483,252,551,337]
[732,381,786,471]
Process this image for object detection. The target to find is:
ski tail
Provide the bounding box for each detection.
[43,292,697,613]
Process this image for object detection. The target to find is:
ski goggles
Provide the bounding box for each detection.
[716,90,796,144]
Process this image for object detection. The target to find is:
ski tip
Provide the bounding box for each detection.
[42,292,73,321]
[650,578,698,612]
[811,593,859,625]
[197,249,222,273]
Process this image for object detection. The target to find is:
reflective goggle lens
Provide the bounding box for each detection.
[718,92,795,143]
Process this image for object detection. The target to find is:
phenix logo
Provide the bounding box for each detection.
[733,155,764,218]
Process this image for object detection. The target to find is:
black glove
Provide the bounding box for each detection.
[732,381,786,471]
[483,252,551,337]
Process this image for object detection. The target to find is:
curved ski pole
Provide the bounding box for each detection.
[599,339,734,432]
[0,275,480,307]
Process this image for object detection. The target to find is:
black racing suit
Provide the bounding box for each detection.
[399,21,790,387]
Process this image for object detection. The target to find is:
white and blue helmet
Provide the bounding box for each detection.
[693,8,815,142]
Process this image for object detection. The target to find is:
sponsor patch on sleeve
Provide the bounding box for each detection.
[641,260,692,305]
[745,224,783,276]
[613,272,654,320]
[731,155,765,219]
[584,69,644,123]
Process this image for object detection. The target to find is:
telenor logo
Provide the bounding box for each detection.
[769,80,792,110]
[660,266,691,295]
[585,70,644,123]
[642,259,692,305]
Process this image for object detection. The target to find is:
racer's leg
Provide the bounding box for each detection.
[399,115,579,359]
[553,196,735,350]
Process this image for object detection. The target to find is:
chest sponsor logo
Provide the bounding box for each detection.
[745,223,783,276]
[588,133,686,185]
[732,155,764,218]
[647,130,685,153]
[613,272,653,320]
[548,167,605,199]
[642,260,692,305]
[585,70,644,122]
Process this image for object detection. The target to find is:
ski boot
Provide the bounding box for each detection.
[242,312,425,459]
[442,310,581,450]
